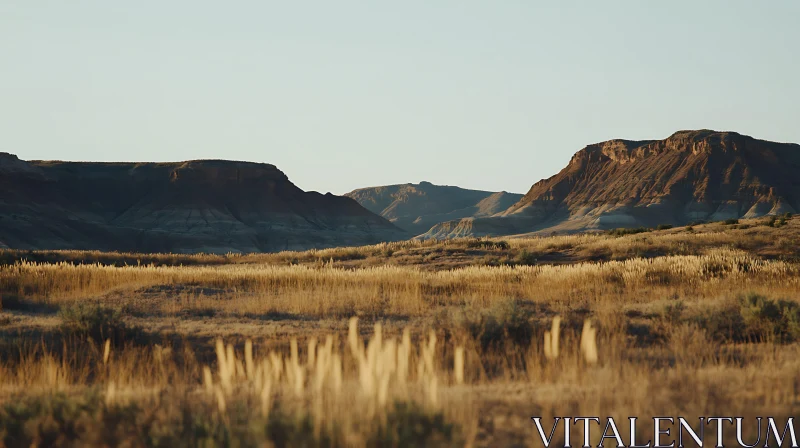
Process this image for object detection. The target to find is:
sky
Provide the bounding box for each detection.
[2,2,799,195]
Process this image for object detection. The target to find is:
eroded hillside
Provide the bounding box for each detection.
[420,130,800,239]
[0,154,407,253]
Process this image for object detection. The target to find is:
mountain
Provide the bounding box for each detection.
[345,181,522,235]
[419,130,800,239]
[0,154,408,253]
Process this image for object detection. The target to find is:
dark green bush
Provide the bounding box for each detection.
[766,216,778,227]
[723,218,739,225]
[328,250,367,262]
[464,299,535,351]
[607,227,651,237]
[0,391,147,447]
[368,402,460,448]
[661,301,686,325]
[656,224,673,230]
[696,294,800,343]
[738,294,800,342]
[466,239,509,250]
[496,240,510,250]
[59,304,129,344]
[514,249,537,266]
[766,215,790,228]
[265,409,337,448]
[0,391,463,447]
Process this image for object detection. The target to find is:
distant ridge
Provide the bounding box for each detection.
[6,129,797,251]
[419,130,800,239]
[345,181,522,235]
[0,154,408,253]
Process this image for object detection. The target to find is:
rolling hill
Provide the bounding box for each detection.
[345,181,522,235]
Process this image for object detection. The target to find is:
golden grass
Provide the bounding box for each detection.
[1,216,796,271]
[1,313,797,446]
[3,248,798,321]
[1,221,799,446]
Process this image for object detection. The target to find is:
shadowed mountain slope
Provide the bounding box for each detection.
[345,181,522,235]
[0,154,407,253]
[419,130,800,239]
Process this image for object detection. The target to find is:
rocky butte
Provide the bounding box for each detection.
[419,130,800,239]
[0,155,408,253]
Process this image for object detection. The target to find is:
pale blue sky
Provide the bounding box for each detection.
[2,2,798,194]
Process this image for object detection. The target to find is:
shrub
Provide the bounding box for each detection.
[738,294,800,342]
[464,298,535,351]
[0,391,146,447]
[368,402,460,447]
[696,303,742,342]
[607,227,651,237]
[466,239,509,250]
[513,249,537,266]
[696,294,800,343]
[766,216,778,227]
[59,304,129,344]
[266,409,337,447]
[766,215,789,228]
[661,301,686,325]
[723,218,739,225]
[656,224,673,230]
[0,392,335,447]
[326,250,367,262]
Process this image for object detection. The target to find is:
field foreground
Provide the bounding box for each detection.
[0,218,799,447]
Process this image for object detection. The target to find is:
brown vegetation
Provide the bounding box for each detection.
[0,218,798,446]
[2,216,797,271]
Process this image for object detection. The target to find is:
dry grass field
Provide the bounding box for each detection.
[0,217,799,447]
